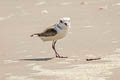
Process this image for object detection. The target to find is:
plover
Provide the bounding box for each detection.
[30,17,71,58]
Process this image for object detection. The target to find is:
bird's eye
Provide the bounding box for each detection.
[60,20,63,23]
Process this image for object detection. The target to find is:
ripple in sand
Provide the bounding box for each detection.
[41,10,48,14]
[71,56,79,58]
[35,1,46,6]
[6,75,33,80]
[23,50,28,53]
[4,60,19,64]
[32,65,42,71]
[83,25,94,28]
[85,54,97,58]
[7,14,14,18]
[0,17,5,21]
[57,61,70,64]
[6,54,120,80]
[65,58,76,61]
[26,63,36,67]
[112,40,119,44]
[114,48,120,53]
[31,63,114,80]
[80,1,88,5]
[60,2,72,6]
[99,6,108,10]
[65,58,81,62]
[30,53,120,80]
[0,14,14,21]
[112,3,120,6]
[5,73,12,76]
[103,30,112,34]
[102,54,120,62]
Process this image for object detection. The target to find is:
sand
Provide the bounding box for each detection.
[0,0,120,80]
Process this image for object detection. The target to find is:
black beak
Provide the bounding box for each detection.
[64,23,67,26]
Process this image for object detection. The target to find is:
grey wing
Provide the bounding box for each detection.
[39,28,57,37]
[30,24,57,37]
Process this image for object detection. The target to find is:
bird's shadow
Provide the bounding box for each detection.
[20,57,54,61]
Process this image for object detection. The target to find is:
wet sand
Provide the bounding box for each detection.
[0,0,120,80]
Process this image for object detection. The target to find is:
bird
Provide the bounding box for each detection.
[30,17,71,58]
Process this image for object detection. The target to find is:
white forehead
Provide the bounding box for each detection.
[60,17,70,22]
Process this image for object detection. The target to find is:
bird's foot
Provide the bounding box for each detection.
[56,55,68,58]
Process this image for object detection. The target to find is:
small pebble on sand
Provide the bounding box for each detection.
[80,1,88,5]
[41,10,48,14]
[99,6,107,10]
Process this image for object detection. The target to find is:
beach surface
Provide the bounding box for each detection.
[0,0,120,80]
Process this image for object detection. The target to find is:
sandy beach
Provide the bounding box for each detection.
[0,0,120,80]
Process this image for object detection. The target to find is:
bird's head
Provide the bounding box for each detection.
[58,17,71,29]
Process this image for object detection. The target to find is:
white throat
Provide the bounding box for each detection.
[57,23,70,30]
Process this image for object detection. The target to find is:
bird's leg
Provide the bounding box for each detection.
[52,40,68,58]
[52,40,60,57]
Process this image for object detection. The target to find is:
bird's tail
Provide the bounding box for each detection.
[30,33,41,37]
